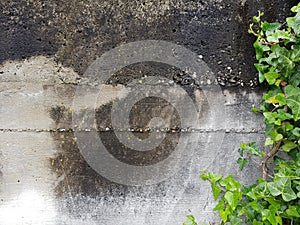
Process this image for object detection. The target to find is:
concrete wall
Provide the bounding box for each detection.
[0,1,298,224]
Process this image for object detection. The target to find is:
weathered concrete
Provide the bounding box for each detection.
[0,1,297,224]
[0,55,263,225]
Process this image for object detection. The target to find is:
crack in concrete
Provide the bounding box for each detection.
[0,128,264,134]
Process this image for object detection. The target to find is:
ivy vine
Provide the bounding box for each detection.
[184,2,300,225]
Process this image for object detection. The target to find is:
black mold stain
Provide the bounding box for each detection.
[107,61,197,100]
[49,106,69,125]
[48,59,202,199]
[95,97,181,166]
[49,106,181,199]
[0,0,58,63]
[1,0,297,86]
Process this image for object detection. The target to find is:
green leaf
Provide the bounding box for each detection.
[277,109,292,120]
[265,94,286,106]
[250,201,261,212]
[219,175,241,191]
[219,207,230,223]
[282,141,298,152]
[267,178,297,202]
[214,199,224,211]
[252,107,260,113]
[237,158,249,170]
[266,123,275,135]
[289,70,300,86]
[228,215,242,225]
[265,72,279,85]
[253,220,264,225]
[292,127,300,137]
[270,130,283,142]
[183,215,197,225]
[211,183,221,200]
[290,45,300,61]
[263,112,277,124]
[262,209,277,225]
[254,63,269,82]
[209,173,222,183]
[287,7,300,34]
[286,206,300,218]
[276,165,299,180]
[287,95,300,114]
[238,142,263,157]
[261,22,282,35]
[285,122,294,131]
[285,85,300,97]
[265,137,274,146]
[267,30,292,43]
[254,41,270,60]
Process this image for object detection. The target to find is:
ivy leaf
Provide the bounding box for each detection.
[287,8,300,34]
[264,71,279,85]
[285,85,300,97]
[278,54,295,77]
[183,215,197,225]
[253,220,264,225]
[267,178,297,202]
[214,199,224,211]
[250,201,261,212]
[286,206,300,218]
[287,95,300,114]
[238,142,262,157]
[219,175,241,191]
[292,127,300,137]
[270,130,283,142]
[290,45,300,61]
[262,208,279,225]
[224,191,241,211]
[254,41,270,60]
[261,21,282,35]
[266,123,275,135]
[254,63,269,82]
[201,172,223,200]
[277,109,292,120]
[282,140,298,152]
[263,112,277,124]
[237,158,249,170]
[219,208,230,223]
[267,30,292,43]
[265,93,286,105]
[211,183,221,200]
[285,122,294,131]
[288,70,300,86]
[228,215,242,225]
[265,137,274,146]
[277,166,299,180]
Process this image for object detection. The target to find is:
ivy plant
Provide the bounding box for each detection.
[184,2,300,225]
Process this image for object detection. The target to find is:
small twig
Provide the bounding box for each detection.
[261,141,282,180]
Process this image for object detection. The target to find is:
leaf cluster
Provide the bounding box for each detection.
[186,3,300,225]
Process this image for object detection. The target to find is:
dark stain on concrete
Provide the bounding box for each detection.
[48,100,181,199]
[107,61,197,99]
[95,97,181,166]
[1,1,298,85]
[0,1,58,63]
[49,106,69,126]
[47,57,208,199]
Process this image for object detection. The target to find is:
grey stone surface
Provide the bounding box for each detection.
[0,56,264,225]
[0,1,297,224]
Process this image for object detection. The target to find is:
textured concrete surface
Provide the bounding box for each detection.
[0,55,263,225]
[0,1,298,224]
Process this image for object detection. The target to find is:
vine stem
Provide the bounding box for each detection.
[261,141,282,180]
[261,97,288,180]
